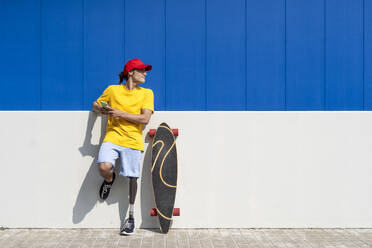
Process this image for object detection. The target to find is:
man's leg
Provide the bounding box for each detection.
[128,177,138,219]
[120,147,142,235]
[99,162,114,182]
[98,162,116,200]
[121,176,138,235]
[97,142,119,200]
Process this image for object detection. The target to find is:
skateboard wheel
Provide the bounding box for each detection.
[172,129,179,137]
[150,208,158,216]
[173,208,180,216]
[149,129,156,137]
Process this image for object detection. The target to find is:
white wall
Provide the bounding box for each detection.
[1,111,372,228]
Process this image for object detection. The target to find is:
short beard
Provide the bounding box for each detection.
[135,79,145,84]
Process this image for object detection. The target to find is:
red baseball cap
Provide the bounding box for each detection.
[123,58,152,76]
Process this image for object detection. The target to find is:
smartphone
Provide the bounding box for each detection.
[100,101,110,110]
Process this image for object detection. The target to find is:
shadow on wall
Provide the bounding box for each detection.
[72,112,128,226]
[72,111,104,224]
[72,112,157,228]
[140,133,158,228]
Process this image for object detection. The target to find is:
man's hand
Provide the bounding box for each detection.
[100,109,110,115]
[92,101,110,115]
[107,107,123,118]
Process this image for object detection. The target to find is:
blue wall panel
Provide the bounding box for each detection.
[0,0,40,110]
[325,0,364,110]
[0,1,371,111]
[41,0,83,110]
[84,0,124,109]
[166,0,206,110]
[365,0,372,110]
[286,0,324,110]
[206,0,246,110]
[125,0,166,111]
[246,0,285,110]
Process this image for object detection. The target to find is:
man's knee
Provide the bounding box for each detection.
[98,162,113,177]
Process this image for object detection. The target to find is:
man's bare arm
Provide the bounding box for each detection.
[108,108,153,125]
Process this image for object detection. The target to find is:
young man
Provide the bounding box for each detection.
[92,58,154,235]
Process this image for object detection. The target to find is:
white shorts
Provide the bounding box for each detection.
[97,142,143,178]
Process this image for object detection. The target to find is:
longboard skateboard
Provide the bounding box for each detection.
[149,123,179,233]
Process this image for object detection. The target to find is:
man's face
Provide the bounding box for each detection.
[131,69,147,84]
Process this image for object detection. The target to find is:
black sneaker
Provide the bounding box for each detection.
[99,172,116,200]
[120,218,135,235]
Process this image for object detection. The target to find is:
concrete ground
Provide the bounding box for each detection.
[1,228,372,248]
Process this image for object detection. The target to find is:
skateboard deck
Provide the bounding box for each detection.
[150,122,178,233]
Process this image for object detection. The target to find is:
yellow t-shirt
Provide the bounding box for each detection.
[96,84,154,151]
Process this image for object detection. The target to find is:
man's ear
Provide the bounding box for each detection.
[128,70,134,77]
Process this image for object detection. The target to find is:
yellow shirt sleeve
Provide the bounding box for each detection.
[142,89,154,113]
[96,86,112,106]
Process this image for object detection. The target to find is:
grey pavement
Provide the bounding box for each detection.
[1,228,372,248]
